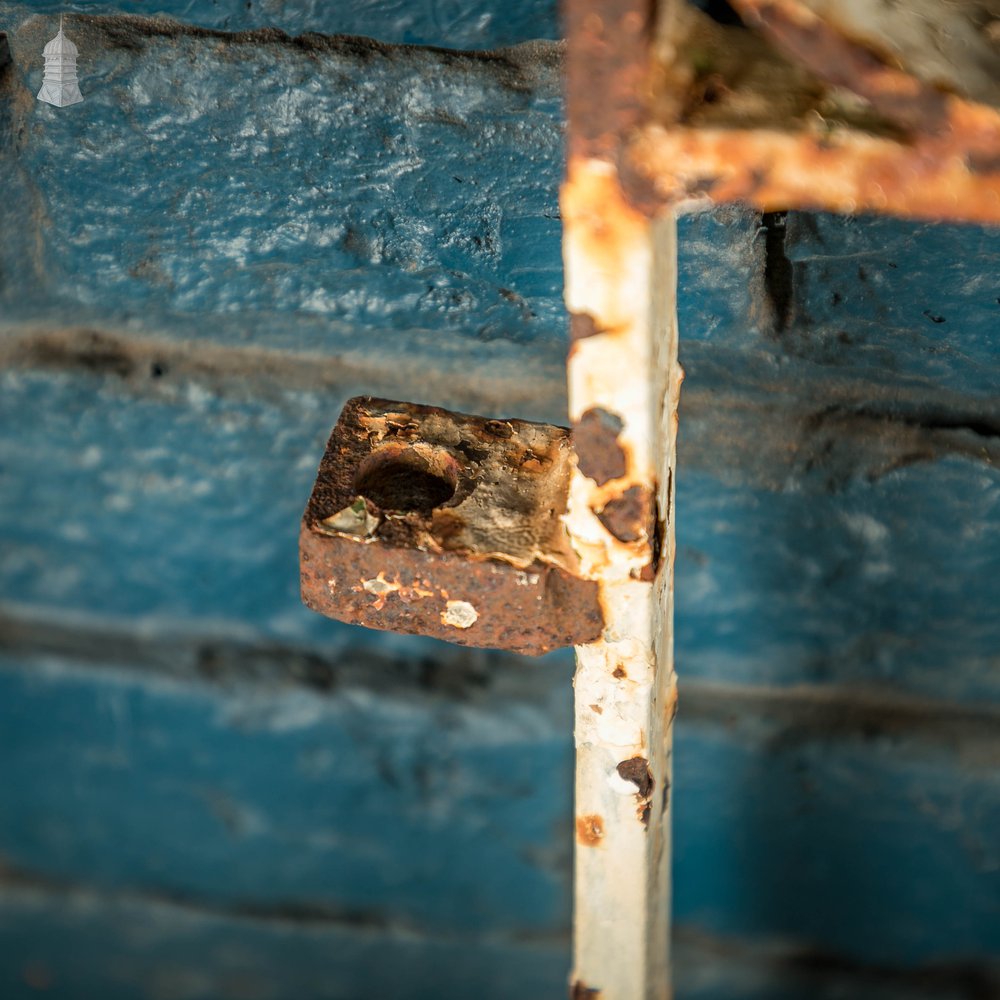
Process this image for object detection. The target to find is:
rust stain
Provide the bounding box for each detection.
[562,0,1000,225]
[595,484,653,543]
[732,0,950,131]
[576,814,606,847]
[616,0,1000,223]
[562,159,650,287]
[356,571,435,611]
[617,756,654,799]
[612,665,627,679]
[574,407,627,485]
[563,0,654,162]
[665,682,680,726]
[570,982,602,999]
[484,418,514,439]
[569,311,606,343]
[625,123,1000,222]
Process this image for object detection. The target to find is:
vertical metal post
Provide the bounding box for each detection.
[562,5,682,995]
[564,171,680,1000]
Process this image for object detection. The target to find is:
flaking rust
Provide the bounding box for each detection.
[299,396,604,655]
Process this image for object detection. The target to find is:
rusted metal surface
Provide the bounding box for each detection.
[732,0,953,130]
[563,0,655,161]
[734,0,1000,110]
[300,396,603,655]
[612,0,1000,223]
[625,118,1000,221]
[573,407,629,485]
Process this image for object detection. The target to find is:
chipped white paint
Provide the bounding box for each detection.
[362,575,396,598]
[562,154,681,1000]
[318,498,380,538]
[37,17,83,108]
[607,768,644,796]
[357,572,436,612]
[441,600,478,629]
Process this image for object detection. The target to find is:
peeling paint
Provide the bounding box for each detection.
[441,600,479,629]
[358,572,435,612]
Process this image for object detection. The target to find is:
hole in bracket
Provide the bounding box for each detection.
[354,447,458,513]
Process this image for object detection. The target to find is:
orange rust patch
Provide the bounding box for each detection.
[665,681,680,725]
[574,407,627,486]
[570,311,606,343]
[626,120,1000,223]
[617,756,656,828]
[595,484,654,544]
[564,0,653,162]
[300,396,605,654]
[576,814,605,847]
[617,756,654,798]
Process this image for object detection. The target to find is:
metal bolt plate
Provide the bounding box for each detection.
[300,396,604,655]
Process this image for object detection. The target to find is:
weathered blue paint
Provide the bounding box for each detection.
[779,212,1000,398]
[0,897,990,1000]
[674,698,1000,965]
[8,0,562,48]
[677,208,1000,399]
[0,368,358,648]
[0,651,575,935]
[0,5,566,353]
[1,650,999,988]
[0,887,570,1000]
[676,462,1000,704]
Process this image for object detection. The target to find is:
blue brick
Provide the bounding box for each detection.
[0,650,575,935]
[1,651,999,978]
[0,0,562,48]
[675,459,1000,704]
[0,7,567,355]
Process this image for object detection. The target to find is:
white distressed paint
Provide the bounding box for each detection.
[441,600,479,629]
[563,155,681,1000]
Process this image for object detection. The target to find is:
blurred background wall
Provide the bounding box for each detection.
[0,2,998,997]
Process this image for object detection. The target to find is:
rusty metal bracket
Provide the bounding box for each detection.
[615,0,1000,222]
[300,396,604,655]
